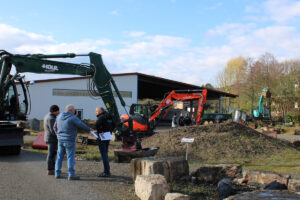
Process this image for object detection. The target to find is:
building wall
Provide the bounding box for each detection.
[19,75,138,120]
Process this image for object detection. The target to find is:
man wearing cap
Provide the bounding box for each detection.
[44,105,60,175]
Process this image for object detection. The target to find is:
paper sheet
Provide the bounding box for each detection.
[89,131,112,141]
[99,131,112,141]
[90,131,98,138]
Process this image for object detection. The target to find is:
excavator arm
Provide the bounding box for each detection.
[0,50,126,133]
[253,88,271,119]
[149,89,207,125]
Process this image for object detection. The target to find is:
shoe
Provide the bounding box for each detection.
[47,170,55,175]
[55,175,61,179]
[68,176,80,180]
[97,172,111,177]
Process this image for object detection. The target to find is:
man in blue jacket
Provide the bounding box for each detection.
[54,104,90,180]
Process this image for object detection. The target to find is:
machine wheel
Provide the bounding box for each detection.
[0,145,21,155]
[12,145,21,155]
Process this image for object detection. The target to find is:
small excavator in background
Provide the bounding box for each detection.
[120,89,207,140]
[0,50,155,156]
[253,88,271,120]
[234,88,271,126]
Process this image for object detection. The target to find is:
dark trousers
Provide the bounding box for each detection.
[97,140,110,174]
[47,142,57,170]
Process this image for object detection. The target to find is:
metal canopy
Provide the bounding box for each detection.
[28,72,238,100]
[134,73,237,100]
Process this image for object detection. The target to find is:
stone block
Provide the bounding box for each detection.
[225,190,300,200]
[190,164,242,184]
[135,174,169,200]
[164,193,189,200]
[243,170,290,186]
[131,157,189,182]
[288,179,300,192]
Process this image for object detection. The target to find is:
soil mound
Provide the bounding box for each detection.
[142,122,299,163]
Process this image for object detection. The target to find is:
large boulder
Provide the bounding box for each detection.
[294,129,300,135]
[225,190,300,200]
[164,193,189,200]
[191,164,242,184]
[135,174,169,200]
[243,170,290,186]
[217,178,232,200]
[131,157,189,182]
[288,179,300,192]
[264,181,287,190]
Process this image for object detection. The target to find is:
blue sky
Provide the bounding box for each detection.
[1,0,300,85]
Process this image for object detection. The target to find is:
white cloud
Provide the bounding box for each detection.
[264,0,300,23]
[206,23,256,37]
[1,22,300,86]
[107,35,191,59]
[0,24,111,54]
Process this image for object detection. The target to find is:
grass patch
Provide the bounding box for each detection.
[169,182,218,200]
[280,125,300,135]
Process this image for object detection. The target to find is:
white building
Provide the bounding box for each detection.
[20,72,237,120]
[23,73,137,120]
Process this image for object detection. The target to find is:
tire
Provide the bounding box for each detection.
[0,145,21,155]
[12,145,21,155]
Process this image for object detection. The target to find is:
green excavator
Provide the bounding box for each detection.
[0,50,155,157]
[253,88,271,120]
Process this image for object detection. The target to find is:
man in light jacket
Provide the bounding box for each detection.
[44,105,60,175]
[54,104,90,180]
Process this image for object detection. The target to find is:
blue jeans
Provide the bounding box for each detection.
[55,141,76,177]
[97,140,110,174]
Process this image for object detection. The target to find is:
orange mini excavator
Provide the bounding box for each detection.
[120,89,207,135]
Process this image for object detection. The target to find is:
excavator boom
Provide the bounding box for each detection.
[0,50,133,154]
[149,89,207,125]
[0,51,126,132]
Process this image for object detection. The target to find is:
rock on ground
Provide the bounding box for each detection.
[131,157,189,182]
[217,178,232,200]
[135,174,169,200]
[164,193,189,200]
[225,190,300,200]
[243,169,290,186]
[191,164,242,184]
[288,179,300,193]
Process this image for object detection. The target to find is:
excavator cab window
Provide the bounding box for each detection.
[4,85,20,120]
[3,79,28,121]
[130,104,151,119]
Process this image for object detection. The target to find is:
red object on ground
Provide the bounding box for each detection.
[32,133,48,149]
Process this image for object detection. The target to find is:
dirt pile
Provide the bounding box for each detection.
[142,122,299,163]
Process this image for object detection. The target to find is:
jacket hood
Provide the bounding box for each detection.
[60,111,74,120]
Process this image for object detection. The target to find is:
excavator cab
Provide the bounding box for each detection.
[129,104,152,119]
[0,76,29,121]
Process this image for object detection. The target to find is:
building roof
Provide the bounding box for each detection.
[30,72,237,100]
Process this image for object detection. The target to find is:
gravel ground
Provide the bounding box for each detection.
[277,134,300,142]
[0,150,137,200]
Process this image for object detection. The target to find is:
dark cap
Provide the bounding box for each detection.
[50,105,59,113]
